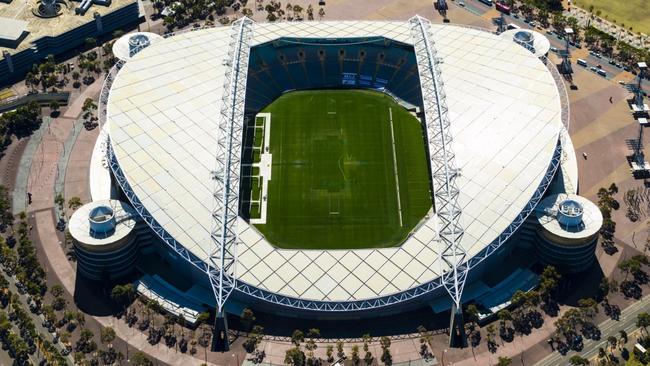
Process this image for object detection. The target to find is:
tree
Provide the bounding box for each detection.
[306,4,314,20]
[52,296,67,311]
[50,284,64,298]
[577,298,598,318]
[497,356,512,366]
[465,304,479,325]
[100,326,116,346]
[380,336,392,366]
[68,196,82,210]
[351,344,360,365]
[82,98,97,120]
[569,355,589,366]
[637,312,650,334]
[326,344,334,363]
[131,351,154,366]
[291,329,304,346]
[336,341,345,359]
[49,100,60,116]
[110,284,135,312]
[241,308,255,331]
[85,37,97,50]
[285,346,305,366]
[318,7,325,20]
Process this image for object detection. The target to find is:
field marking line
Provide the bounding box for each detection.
[388,107,403,227]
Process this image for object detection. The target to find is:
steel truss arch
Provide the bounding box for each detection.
[209,16,254,319]
[408,15,467,310]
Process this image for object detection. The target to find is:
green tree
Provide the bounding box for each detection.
[68,196,82,210]
[110,283,135,311]
[637,312,650,334]
[131,351,154,366]
[380,336,392,366]
[100,326,116,346]
[497,356,512,366]
[569,355,589,365]
[240,308,255,330]
[336,341,345,359]
[351,344,360,365]
[318,7,325,20]
[49,100,60,115]
[50,284,64,298]
[291,329,304,346]
[284,346,305,366]
[85,37,97,49]
[326,344,334,363]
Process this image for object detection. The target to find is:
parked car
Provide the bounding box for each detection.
[550,46,559,53]
[590,66,598,72]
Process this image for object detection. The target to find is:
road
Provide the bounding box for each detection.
[452,0,632,81]
[535,294,650,366]
[1,270,74,364]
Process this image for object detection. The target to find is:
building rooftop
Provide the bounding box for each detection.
[106,21,564,303]
[0,0,136,55]
[0,17,28,42]
[69,199,138,249]
[536,193,602,241]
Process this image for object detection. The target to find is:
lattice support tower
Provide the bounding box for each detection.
[408,15,468,347]
[209,16,254,352]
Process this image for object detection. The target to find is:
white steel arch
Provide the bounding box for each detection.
[408,16,468,313]
[210,16,254,321]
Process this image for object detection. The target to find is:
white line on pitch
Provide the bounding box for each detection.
[388,107,403,227]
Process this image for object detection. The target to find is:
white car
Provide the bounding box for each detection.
[550,46,559,53]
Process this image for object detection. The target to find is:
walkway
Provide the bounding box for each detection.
[19,80,224,365]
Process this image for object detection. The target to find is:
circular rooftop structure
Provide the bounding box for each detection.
[69,199,138,250]
[105,20,565,311]
[535,193,602,273]
[536,193,602,240]
[112,32,163,62]
[500,28,551,58]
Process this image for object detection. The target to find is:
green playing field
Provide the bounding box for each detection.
[252,89,432,249]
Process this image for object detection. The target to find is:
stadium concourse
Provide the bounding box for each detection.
[70,15,600,347]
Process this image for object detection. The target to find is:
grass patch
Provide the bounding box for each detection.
[254,127,264,148]
[253,150,261,164]
[251,177,262,201]
[255,117,265,127]
[574,0,650,35]
[252,166,260,176]
[253,89,431,250]
[250,202,261,219]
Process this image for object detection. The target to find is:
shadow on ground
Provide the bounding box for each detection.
[73,273,125,316]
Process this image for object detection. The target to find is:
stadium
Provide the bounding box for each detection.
[71,15,599,348]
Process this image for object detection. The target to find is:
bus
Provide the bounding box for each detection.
[478,0,493,6]
[496,2,510,14]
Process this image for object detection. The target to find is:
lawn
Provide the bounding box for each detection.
[252,89,432,250]
[574,0,650,35]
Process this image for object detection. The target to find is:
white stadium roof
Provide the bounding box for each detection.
[107,21,563,303]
